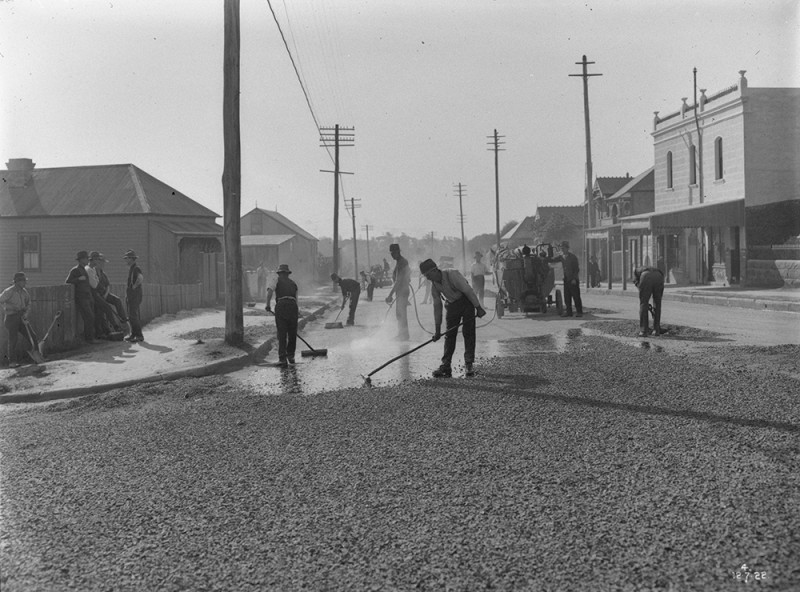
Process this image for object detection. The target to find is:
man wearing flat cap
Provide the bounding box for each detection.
[547,241,583,318]
[65,250,100,344]
[0,272,38,367]
[385,243,411,340]
[123,250,145,342]
[266,263,298,367]
[419,259,486,378]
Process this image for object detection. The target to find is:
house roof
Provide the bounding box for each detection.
[607,167,655,200]
[501,216,536,241]
[241,234,295,246]
[534,205,583,226]
[0,163,220,218]
[594,176,633,197]
[153,219,223,237]
[248,207,318,242]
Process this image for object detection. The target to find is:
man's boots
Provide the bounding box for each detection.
[432,365,452,378]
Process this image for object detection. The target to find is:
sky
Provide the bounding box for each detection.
[1,0,798,244]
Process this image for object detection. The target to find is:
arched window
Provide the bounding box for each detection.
[715,137,723,180]
[666,151,673,188]
[689,145,697,185]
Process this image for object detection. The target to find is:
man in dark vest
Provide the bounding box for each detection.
[331,273,361,326]
[548,241,583,317]
[266,263,298,367]
[65,250,100,344]
[123,250,145,342]
[634,266,665,337]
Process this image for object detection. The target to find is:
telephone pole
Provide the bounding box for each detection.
[487,130,505,259]
[569,55,602,287]
[361,224,373,271]
[454,183,467,275]
[320,125,354,276]
[346,198,361,275]
[222,0,243,345]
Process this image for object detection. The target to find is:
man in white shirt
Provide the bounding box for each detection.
[419,258,486,378]
[470,251,489,307]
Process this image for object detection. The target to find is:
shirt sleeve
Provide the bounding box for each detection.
[266,274,279,292]
[449,271,482,309]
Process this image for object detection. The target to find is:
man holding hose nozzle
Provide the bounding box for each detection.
[419,259,486,378]
[331,273,360,326]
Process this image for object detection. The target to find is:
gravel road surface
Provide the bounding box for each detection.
[1,331,799,591]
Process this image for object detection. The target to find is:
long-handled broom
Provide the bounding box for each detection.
[297,333,328,357]
[325,295,348,329]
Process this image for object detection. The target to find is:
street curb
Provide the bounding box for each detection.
[0,299,338,405]
[584,287,800,313]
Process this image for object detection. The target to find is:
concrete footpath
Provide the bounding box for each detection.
[0,293,339,405]
[1,284,798,405]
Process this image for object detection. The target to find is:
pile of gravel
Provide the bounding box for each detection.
[1,334,798,591]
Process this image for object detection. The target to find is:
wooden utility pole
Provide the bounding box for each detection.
[361,224,373,271]
[222,0,243,345]
[454,183,468,275]
[346,198,361,275]
[320,125,354,277]
[487,130,505,263]
[570,55,602,288]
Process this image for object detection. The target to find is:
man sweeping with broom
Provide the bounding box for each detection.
[265,264,299,368]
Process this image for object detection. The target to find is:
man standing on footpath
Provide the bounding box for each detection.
[633,265,665,337]
[123,250,145,343]
[0,272,37,367]
[266,264,298,368]
[419,259,486,378]
[548,241,583,318]
[65,250,100,344]
[385,243,411,340]
[331,273,361,326]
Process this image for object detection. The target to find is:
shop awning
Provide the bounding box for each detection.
[650,199,744,231]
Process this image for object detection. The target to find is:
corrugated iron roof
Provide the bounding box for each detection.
[153,219,223,236]
[249,207,318,242]
[607,167,655,200]
[594,176,633,197]
[534,205,584,226]
[0,163,220,218]
[241,234,295,246]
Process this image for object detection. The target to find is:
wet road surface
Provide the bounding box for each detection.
[230,290,565,395]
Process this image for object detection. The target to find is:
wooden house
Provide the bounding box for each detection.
[0,158,223,302]
[241,207,319,284]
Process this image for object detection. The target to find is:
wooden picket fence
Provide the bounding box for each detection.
[1,283,214,364]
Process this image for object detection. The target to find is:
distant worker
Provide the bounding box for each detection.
[470,251,489,307]
[0,272,37,367]
[419,259,486,378]
[548,241,583,318]
[256,262,268,300]
[385,244,411,340]
[266,264,299,367]
[360,271,377,302]
[588,255,602,288]
[331,273,361,326]
[123,250,145,343]
[633,265,665,337]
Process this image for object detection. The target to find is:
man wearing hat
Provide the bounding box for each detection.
[0,272,38,367]
[548,241,583,318]
[331,273,361,326]
[266,264,299,367]
[123,250,145,342]
[65,250,100,344]
[419,259,486,378]
[385,244,411,340]
[470,251,490,307]
[93,252,129,333]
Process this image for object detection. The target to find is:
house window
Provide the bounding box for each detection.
[714,136,723,180]
[19,233,41,271]
[666,151,673,189]
[689,145,697,185]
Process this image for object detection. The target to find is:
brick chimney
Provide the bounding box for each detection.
[5,158,35,188]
